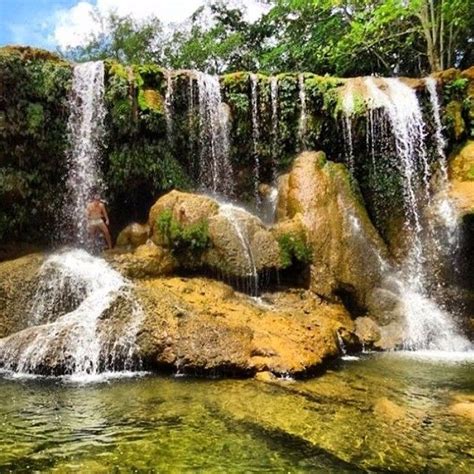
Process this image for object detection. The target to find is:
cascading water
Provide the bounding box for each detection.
[353,77,471,351]
[297,74,308,151]
[425,77,459,246]
[197,72,234,196]
[0,62,147,378]
[63,61,106,244]
[165,71,175,149]
[250,74,261,206]
[218,203,259,296]
[0,249,144,378]
[270,76,279,181]
[341,82,355,173]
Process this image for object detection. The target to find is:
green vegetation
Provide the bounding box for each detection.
[156,209,211,260]
[64,1,473,77]
[278,233,312,269]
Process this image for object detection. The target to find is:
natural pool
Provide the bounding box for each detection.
[0,352,472,473]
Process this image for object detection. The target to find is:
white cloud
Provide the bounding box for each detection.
[52,0,270,49]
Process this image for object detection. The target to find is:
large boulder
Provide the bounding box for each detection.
[136,276,357,376]
[148,190,281,278]
[276,151,388,309]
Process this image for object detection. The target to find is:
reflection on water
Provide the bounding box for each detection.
[0,353,472,472]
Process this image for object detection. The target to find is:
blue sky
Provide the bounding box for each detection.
[0,0,77,49]
[0,1,269,51]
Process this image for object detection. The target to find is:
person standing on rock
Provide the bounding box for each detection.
[87,192,113,250]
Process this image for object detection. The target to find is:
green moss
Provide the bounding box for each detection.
[26,103,44,132]
[156,209,211,260]
[137,88,164,113]
[445,100,466,140]
[277,232,312,269]
[444,77,469,101]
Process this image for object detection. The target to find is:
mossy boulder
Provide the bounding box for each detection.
[277,151,388,309]
[148,190,281,279]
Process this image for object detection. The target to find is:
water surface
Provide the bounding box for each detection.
[0,353,472,472]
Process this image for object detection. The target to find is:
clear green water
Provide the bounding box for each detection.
[0,352,473,473]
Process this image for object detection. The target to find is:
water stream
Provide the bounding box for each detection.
[250,73,261,206]
[0,353,471,472]
[218,202,259,296]
[197,72,234,196]
[297,73,308,151]
[63,61,106,244]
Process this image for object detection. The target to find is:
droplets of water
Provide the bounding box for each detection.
[197,73,234,196]
[0,249,144,376]
[297,74,308,151]
[63,61,106,244]
[218,202,259,296]
[250,74,261,206]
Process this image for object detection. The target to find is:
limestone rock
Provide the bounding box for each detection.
[136,277,355,376]
[106,241,176,278]
[277,151,388,309]
[148,190,281,278]
[448,141,474,216]
[0,253,44,338]
[355,317,381,347]
[116,222,150,249]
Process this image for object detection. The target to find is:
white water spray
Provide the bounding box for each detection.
[197,73,234,196]
[250,74,261,205]
[297,74,308,151]
[0,250,144,376]
[63,61,106,244]
[219,203,259,296]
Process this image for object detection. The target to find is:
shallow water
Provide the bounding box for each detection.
[0,353,472,472]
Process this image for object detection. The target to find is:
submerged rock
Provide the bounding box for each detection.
[277,151,388,309]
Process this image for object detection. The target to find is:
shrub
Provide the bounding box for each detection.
[156,209,211,259]
[277,233,312,269]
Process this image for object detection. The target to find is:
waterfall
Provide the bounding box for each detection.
[0,249,144,378]
[297,74,308,151]
[270,76,279,183]
[197,72,234,196]
[63,61,106,244]
[425,77,459,245]
[358,77,470,351]
[218,203,259,296]
[165,71,175,148]
[341,82,355,173]
[250,74,261,205]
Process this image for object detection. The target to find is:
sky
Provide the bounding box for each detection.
[0,0,269,51]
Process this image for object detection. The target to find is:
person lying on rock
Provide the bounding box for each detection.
[87,192,113,249]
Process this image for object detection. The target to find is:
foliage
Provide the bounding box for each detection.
[444,77,469,101]
[156,209,211,259]
[277,233,312,269]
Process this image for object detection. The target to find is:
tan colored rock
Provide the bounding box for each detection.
[148,191,282,278]
[448,141,474,216]
[277,151,387,308]
[373,397,406,422]
[355,317,381,347]
[0,252,44,338]
[116,222,150,248]
[106,241,176,278]
[136,276,355,376]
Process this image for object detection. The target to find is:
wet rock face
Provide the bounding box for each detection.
[0,253,44,338]
[136,277,356,376]
[116,222,150,249]
[147,190,282,279]
[277,151,388,310]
